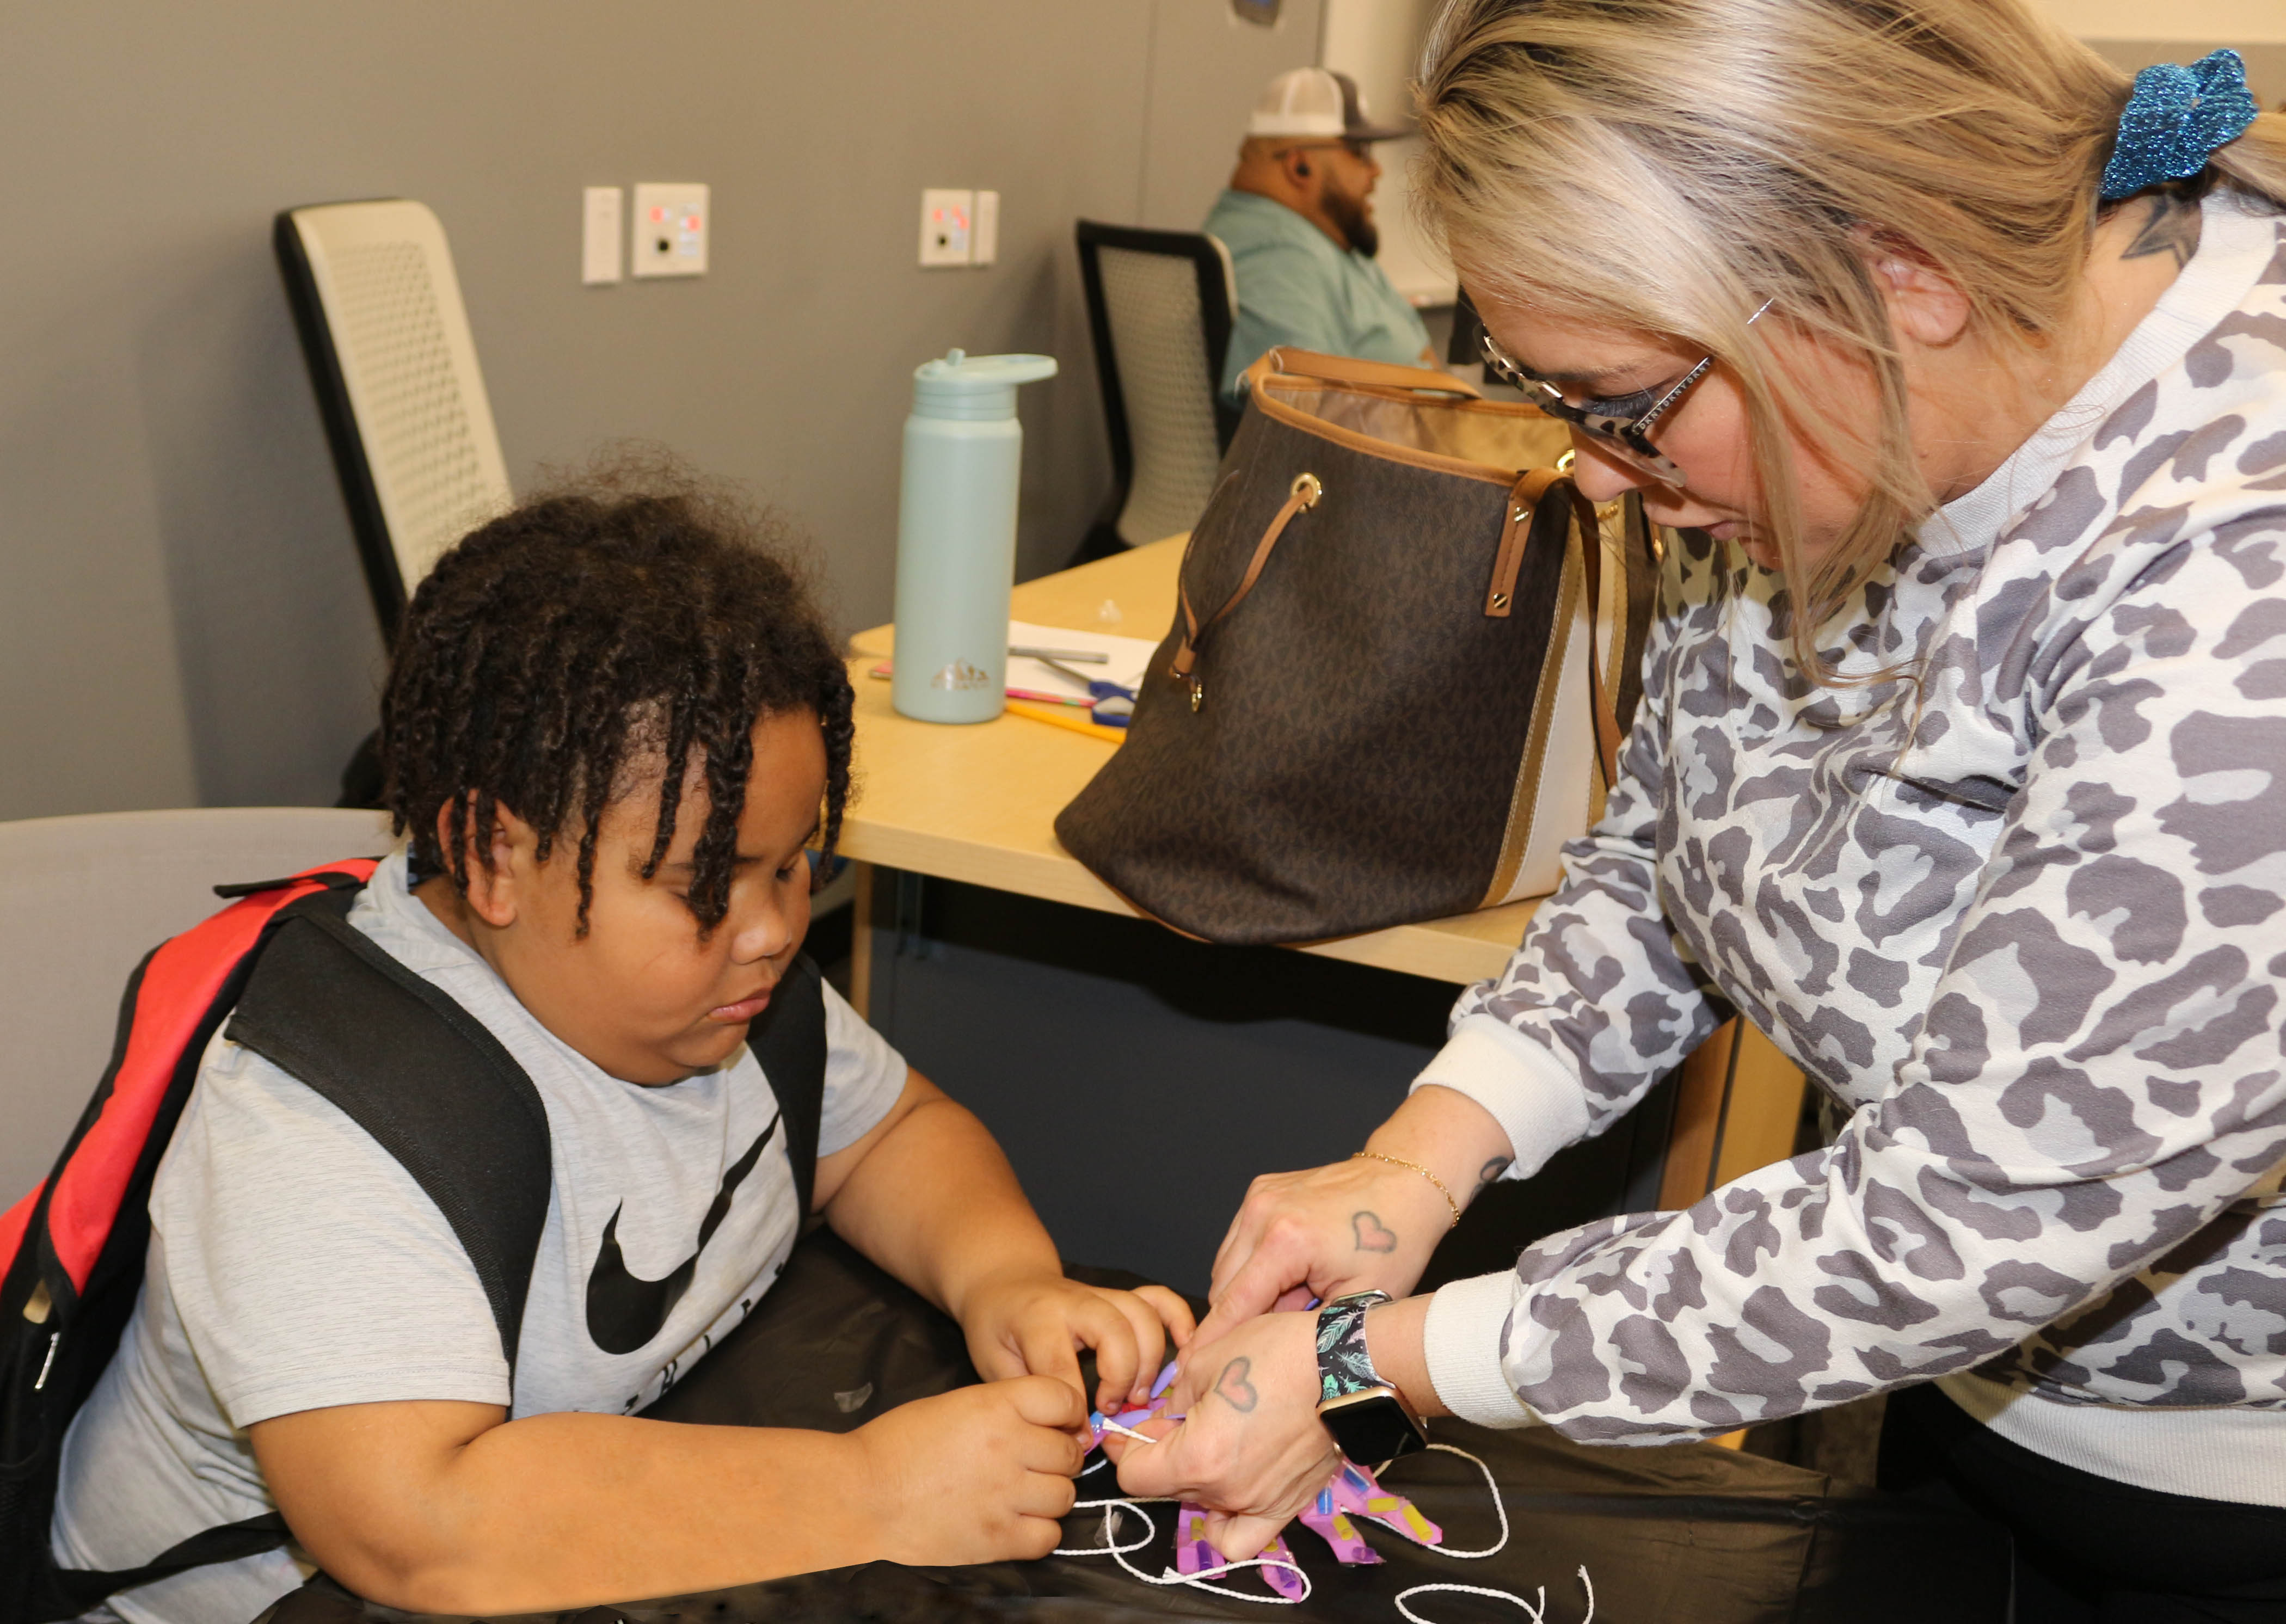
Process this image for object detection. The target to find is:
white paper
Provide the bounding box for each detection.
[1005,619,1158,700]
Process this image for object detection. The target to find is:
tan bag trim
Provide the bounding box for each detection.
[1478,482,1624,906]
[1242,352,1528,489]
[1169,472,1321,693]
[1570,482,1622,790]
[1481,538,1582,908]
[1595,502,1631,723]
[1486,467,1560,618]
[1258,346,1484,398]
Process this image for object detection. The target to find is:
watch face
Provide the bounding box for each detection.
[1319,1388,1427,1471]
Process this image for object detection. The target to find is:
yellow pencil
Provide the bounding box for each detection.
[1005,699,1126,744]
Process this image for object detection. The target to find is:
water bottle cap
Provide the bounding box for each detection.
[911,349,1059,420]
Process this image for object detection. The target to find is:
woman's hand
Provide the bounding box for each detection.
[958,1271,1195,1416]
[1103,1309,1335,1561]
[1193,1084,1514,1348]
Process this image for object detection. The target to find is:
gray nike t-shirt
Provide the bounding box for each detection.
[51,850,907,1624]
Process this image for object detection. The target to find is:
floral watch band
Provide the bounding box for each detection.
[1317,1290,1394,1403]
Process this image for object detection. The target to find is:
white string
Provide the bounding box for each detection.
[1405,1443,1509,1560]
[1396,1566,1594,1624]
[1096,1415,1161,1445]
[1058,1444,1588,1622]
[1397,1582,1543,1623]
[1053,1496,1160,1559]
[1054,1497,1312,1605]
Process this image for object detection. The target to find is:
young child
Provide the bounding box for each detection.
[52,473,1190,1622]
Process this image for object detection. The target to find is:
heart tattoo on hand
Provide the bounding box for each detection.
[1351,1210,1398,1254]
[1214,1356,1259,1412]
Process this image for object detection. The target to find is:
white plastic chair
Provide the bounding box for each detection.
[275,199,514,642]
[0,809,392,1202]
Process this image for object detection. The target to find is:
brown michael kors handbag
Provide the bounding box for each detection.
[1054,347,1658,946]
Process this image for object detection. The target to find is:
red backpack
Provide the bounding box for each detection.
[0,862,827,1624]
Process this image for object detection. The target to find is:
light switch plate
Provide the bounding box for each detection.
[919,188,973,267]
[582,186,623,284]
[632,183,709,278]
[972,190,1000,267]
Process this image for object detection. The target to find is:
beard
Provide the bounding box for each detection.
[1322,180,1379,258]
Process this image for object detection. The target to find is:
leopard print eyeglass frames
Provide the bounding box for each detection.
[1479,299,1774,490]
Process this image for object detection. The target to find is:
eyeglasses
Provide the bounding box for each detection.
[1479,299,1773,489]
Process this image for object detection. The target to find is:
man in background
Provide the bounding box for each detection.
[1206,67,1434,400]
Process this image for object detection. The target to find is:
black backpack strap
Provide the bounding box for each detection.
[223,887,553,1366]
[40,1513,293,1616]
[748,955,828,1217]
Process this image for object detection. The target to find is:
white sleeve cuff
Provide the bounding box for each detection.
[1409,1016,1590,1180]
[1424,1271,1539,1429]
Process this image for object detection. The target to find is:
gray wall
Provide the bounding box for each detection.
[2086,39,2283,107]
[0,1,1318,818]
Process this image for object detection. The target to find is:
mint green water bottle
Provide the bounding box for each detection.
[891,348,1059,724]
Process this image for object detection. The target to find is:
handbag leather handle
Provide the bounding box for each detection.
[1250,346,1484,401]
[1168,473,1322,710]
[1485,469,1621,789]
[1170,464,1624,792]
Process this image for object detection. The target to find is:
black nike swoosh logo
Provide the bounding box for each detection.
[585,1113,779,1356]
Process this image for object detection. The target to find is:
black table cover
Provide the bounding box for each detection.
[256,1230,2010,1623]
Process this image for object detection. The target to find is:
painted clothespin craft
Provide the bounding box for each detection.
[1176,1505,1310,1601]
[1084,1361,1447,1597]
[1297,1459,1446,1561]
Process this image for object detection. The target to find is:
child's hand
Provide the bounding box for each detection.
[851,1376,1089,1565]
[958,1273,1196,1415]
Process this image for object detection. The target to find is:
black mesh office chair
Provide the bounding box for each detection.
[1074,221,1239,561]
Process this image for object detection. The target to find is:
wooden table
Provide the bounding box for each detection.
[838,536,1806,1214]
[839,536,1539,988]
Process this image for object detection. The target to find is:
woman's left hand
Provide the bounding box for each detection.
[958,1273,1196,1418]
[1102,1308,1336,1560]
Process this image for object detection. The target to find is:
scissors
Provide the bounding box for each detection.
[1031,654,1136,725]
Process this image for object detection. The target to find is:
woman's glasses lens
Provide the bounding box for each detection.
[1479,333,1686,486]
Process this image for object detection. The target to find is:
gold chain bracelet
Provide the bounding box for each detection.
[1351,1151,1461,1229]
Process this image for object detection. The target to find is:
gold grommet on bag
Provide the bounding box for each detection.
[1291,472,1323,507]
[1189,678,1205,712]
[1490,592,1510,610]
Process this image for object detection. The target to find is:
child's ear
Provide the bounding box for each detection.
[434,793,538,929]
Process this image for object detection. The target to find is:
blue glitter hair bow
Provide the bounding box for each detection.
[2099,49,2260,201]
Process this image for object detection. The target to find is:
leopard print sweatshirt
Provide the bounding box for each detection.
[1415,187,2286,1502]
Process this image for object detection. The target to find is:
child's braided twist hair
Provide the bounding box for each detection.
[380,461,854,936]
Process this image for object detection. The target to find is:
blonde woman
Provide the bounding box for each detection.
[1107,3,2286,1616]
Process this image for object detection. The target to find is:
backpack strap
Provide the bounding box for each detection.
[748,954,828,1217]
[39,1513,293,1616]
[28,902,819,1624]
[223,887,553,1366]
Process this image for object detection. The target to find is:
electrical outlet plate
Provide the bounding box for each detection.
[972,190,1000,267]
[582,186,623,284]
[632,183,709,278]
[919,188,973,267]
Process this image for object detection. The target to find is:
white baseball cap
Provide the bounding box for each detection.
[1245,67,1410,143]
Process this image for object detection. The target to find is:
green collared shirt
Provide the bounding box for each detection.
[1205,188,1434,399]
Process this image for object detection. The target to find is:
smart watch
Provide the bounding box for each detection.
[1314,1290,1429,1472]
